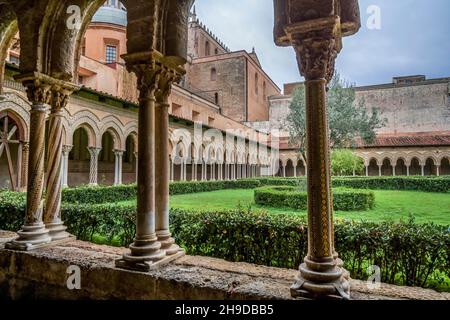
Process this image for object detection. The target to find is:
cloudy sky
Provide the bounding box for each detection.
[194,0,450,91]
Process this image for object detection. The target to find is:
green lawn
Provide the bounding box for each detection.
[169,189,450,225]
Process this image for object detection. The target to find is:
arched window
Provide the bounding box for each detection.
[205,41,210,56]
[214,48,219,55]
[255,73,259,95]
[263,81,267,100]
[214,92,219,105]
[210,67,217,81]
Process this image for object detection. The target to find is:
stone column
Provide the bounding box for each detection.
[392,165,396,177]
[116,60,165,271]
[378,165,382,177]
[62,145,73,188]
[155,76,182,257]
[436,165,440,177]
[282,165,286,177]
[192,160,196,181]
[365,166,369,177]
[134,151,138,183]
[21,142,29,191]
[421,165,425,176]
[294,165,297,177]
[44,86,77,241]
[170,158,174,181]
[285,24,351,299]
[6,78,52,250]
[114,150,124,185]
[406,165,410,176]
[88,147,101,186]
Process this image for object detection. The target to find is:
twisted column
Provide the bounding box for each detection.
[6,78,52,250]
[88,147,101,185]
[44,87,76,241]
[20,142,29,191]
[114,150,124,185]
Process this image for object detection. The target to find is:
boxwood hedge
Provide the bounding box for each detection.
[0,190,448,290]
[254,186,375,211]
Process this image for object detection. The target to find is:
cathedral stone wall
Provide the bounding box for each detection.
[355,79,450,135]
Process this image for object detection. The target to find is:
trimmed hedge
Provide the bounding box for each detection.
[48,176,450,205]
[254,186,375,211]
[0,191,448,290]
[60,180,262,204]
[258,176,450,193]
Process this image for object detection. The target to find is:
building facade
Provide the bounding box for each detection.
[0,3,278,190]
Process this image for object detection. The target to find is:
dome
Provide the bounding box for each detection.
[92,6,127,27]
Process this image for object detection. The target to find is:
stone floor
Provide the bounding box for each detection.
[0,231,448,300]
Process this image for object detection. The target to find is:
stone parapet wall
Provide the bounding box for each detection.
[0,239,448,300]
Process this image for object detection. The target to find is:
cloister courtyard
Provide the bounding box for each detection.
[0,0,449,306]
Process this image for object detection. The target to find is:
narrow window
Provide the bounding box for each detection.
[105,45,117,64]
[205,41,210,56]
[255,73,259,95]
[210,68,217,81]
[214,92,219,105]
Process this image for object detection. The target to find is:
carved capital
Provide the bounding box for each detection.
[293,35,338,82]
[50,89,70,113]
[62,145,73,155]
[24,82,52,105]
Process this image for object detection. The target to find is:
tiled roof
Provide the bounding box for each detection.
[356,133,450,148]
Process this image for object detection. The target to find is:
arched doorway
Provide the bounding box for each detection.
[123,134,137,184]
[285,159,295,177]
[424,158,436,176]
[395,158,407,176]
[68,127,91,186]
[381,158,393,176]
[0,112,26,191]
[296,160,306,176]
[98,131,116,185]
[441,157,450,175]
[410,158,421,176]
[368,158,379,176]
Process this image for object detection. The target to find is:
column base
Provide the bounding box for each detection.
[45,221,75,242]
[4,223,52,251]
[157,231,184,256]
[290,256,350,300]
[115,237,166,272]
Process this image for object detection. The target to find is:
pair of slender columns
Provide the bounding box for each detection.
[61,145,72,188]
[116,60,183,271]
[113,150,124,185]
[6,76,77,250]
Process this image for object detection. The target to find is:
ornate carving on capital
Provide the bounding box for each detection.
[62,145,73,155]
[293,35,338,82]
[155,66,183,104]
[50,90,70,113]
[24,83,52,106]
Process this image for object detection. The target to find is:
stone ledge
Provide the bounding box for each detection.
[0,239,448,300]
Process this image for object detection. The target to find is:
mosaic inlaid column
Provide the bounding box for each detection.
[88,147,101,185]
[44,86,77,241]
[274,0,361,300]
[155,67,183,256]
[20,142,29,191]
[6,78,52,250]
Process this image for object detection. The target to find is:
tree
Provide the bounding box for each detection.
[286,72,386,163]
[331,149,364,176]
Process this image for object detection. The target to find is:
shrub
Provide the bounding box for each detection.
[0,192,448,290]
[258,176,450,193]
[254,186,375,211]
[331,149,365,176]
